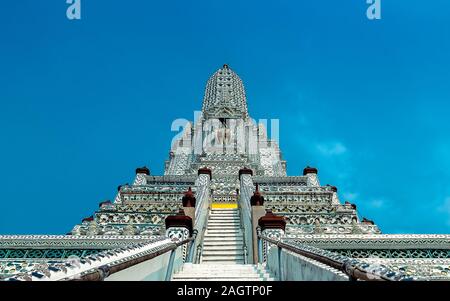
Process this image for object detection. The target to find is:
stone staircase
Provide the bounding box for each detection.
[201,208,245,264]
[171,207,275,281]
[172,263,275,281]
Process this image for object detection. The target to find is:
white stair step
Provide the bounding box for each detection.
[202,247,244,255]
[205,231,243,235]
[172,264,275,281]
[208,220,240,223]
[206,226,240,230]
[181,267,256,272]
[181,266,254,270]
[206,230,241,234]
[201,253,244,257]
[203,240,243,244]
[207,226,240,229]
[203,252,244,257]
[207,228,240,231]
[203,237,243,242]
[208,223,240,226]
[208,214,239,219]
[207,227,240,231]
[203,244,243,248]
[173,278,262,281]
[175,270,258,275]
[202,256,244,260]
[209,215,239,218]
[175,265,274,281]
[201,258,245,262]
[177,275,267,278]
[201,259,246,262]
[208,220,239,223]
[204,233,243,237]
[178,264,263,270]
[203,245,244,249]
[206,227,241,233]
[202,249,244,253]
[201,246,243,251]
[203,238,242,242]
[203,239,243,243]
[173,273,261,280]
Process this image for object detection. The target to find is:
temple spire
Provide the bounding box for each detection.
[201,64,249,119]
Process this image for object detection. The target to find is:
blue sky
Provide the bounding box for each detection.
[0,0,449,234]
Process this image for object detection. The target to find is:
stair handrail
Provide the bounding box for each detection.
[257,232,414,281]
[237,176,254,264]
[194,206,210,264]
[237,199,249,264]
[73,237,195,281]
[191,173,211,263]
[185,229,198,263]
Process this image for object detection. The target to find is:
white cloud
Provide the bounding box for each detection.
[358,198,389,211]
[368,199,386,209]
[316,142,347,156]
[438,197,450,213]
[343,192,359,201]
[438,197,450,226]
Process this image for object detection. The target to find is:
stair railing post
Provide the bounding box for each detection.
[243,245,248,264]
[277,245,282,281]
[165,209,193,280]
[186,229,198,263]
[256,226,263,264]
[164,248,177,281]
[237,198,249,265]
[195,245,202,264]
[257,210,286,279]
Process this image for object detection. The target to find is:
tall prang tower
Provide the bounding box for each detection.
[1,65,449,282]
[164,64,287,203]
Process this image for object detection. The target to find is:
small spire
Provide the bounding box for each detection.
[238,167,253,179]
[99,200,112,207]
[185,186,193,195]
[82,216,94,223]
[362,217,375,225]
[117,183,129,191]
[182,187,196,207]
[198,167,212,179]
[136,166,150,175]
[258,210,286,231]
[345,201,357,210]
[250,184,264,206]
[303,166,318,175]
